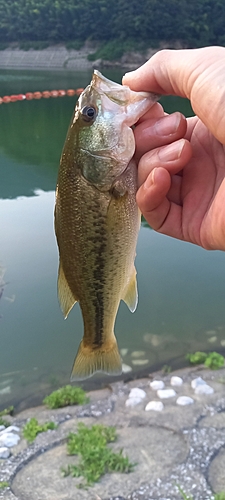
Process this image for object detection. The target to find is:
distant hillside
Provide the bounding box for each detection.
[0,0,224,53]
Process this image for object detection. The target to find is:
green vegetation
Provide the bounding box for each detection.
[0,0,224,51]
[0,417,10,428]
[186,351,225,370]
[0,406,14,417]
[214,494,225,500]
[43,385,89,409]
[0,482,9,489]
[62,423,135,487]
[177,485,194,499]
[23,417,57,443]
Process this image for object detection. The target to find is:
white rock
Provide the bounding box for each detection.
[129,388,146,399]
[122,363,132,373]
[131,350,146,358]
[221,339,225,347]
[194,384,214,395]
[191,377,207,389]
[207,336,217,343]
[145,401,164,412]
[131,359,149,365]
[125,397,143,407]
[170,376,183,386]
[157,389,176,399]
[120,348,128,357]
[176,396,194,406]
[0,425,20,435]
[0,432,20,447]
[150,380,165,391]
[0,426,5,432]
[0,446,11,459]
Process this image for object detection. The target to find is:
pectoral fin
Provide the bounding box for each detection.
[58,262,77,318]
[122,267,138,313]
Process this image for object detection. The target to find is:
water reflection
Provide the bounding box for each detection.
[0,69,225,411]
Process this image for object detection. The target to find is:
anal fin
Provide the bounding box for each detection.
[58,262,77,318]
[122,266,138,312]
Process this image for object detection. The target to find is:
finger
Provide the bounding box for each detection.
[136,102,164,123]
[123,47,225,144]
[134,112,187,162]
[138,138,192,186]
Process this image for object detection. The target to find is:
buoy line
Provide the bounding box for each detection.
[0,88,84,104]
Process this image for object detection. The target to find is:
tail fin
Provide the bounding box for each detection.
[70,336,122,381]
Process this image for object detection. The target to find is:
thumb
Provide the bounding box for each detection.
[123,46,225,144]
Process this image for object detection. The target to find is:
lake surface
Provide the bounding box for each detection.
[0,68,225,411]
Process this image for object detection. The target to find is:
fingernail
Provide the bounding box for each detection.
[155,113,181,136]
[158,139,184,161]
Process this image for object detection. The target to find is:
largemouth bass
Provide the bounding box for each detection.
[55,70,158,381]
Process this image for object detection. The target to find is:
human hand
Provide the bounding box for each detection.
[123,46,225,250]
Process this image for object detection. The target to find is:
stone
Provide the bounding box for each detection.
[131,359,149,365]
[129,388,146,399]
[125,397,143,407]
[0,446,11,459]
[131,351,146,358]
[0,426,5,432]
[207,336,217,343]
[0,432,20,447]
[170,376,183,386]
[120,348,128,357]
[157,389,176,399]
[150,380,165,390]
[194,384,214,395]
[0,386,11,395]
[176,396,194,406]
[122,363,132,373]
[0,425,20,435]
[191,377,207,389]
[221,339,225,347]
[145,401,164,412]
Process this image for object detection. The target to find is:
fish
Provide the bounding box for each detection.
[54,70,159,381]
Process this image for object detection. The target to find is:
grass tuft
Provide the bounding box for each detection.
[43,385,89,409]
[186,351,224,370]
[0,482,9,489]
[23,417,57,443]
[62,422,135,487]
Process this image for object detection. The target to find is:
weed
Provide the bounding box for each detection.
[0,417,10,428]
[0,482,9,489]
[43,385,89,409]
[62,422,135,487]
[162,364,172,374]
[23,417,57,443]
[186,351,224,370]
[214,494,225,500]
[0,406,14,417]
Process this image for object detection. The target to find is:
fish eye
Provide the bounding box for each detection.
[81,105,97,122]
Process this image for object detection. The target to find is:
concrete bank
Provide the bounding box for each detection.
[0,365,225,500]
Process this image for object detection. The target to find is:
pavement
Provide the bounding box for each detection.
[0,365,225,500]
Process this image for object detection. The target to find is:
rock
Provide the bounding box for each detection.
[157,389,176,399]
[0,386,11,395]
[191,377,207,389]
[120,348,128,357]
[129,388,146,399]
[125,397,143,407]
[131,350,146,358]
[122,363,132,373]
[0,426,5,432]
[207,336,217,343]
[150,380,165,390]
[0,446,11,459]
[170,376,183,386]
[131,359,149,365]
[0,432,20,447]
[194,384,214,395]
[176,396,194,406]
[221,339,225,347]
[0,425,20,435]
[145,401,164,412]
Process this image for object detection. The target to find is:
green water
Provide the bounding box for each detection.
[0,69,225,411]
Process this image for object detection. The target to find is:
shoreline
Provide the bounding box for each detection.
[0,44,160,72]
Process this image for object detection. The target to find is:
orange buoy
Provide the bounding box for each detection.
[58,90,66,97]
[33,91,42,99]
[50,90,58,98]
[2,96,11,103]
[0,97,3,104]
[26,92,34,100]
[75,88,84,95]
[67,89,76,96]
[17,94,26,101]
[10,95,19,102]
[42,91,51,98]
